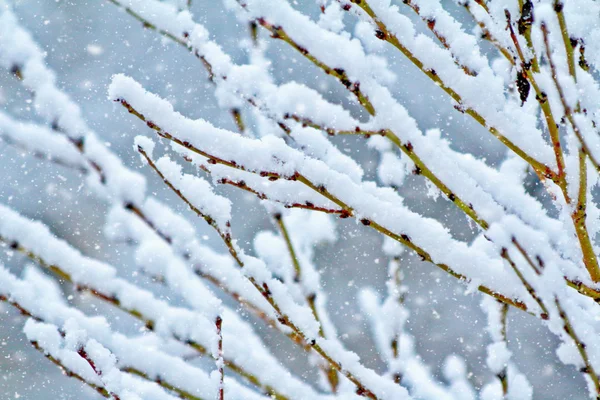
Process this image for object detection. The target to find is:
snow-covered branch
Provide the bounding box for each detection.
[3,0,600,398]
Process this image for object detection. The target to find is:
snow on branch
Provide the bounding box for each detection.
[4,0,600,398]
[0,265,268,400]
[0,112,87,173]
[24,319,181,400]
[109,74,534,313]
[0,7,330,398]
[0,204,325,400]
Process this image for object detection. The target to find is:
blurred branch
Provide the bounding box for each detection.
[107,0,247,134]
[0,237,290,400]
[273,213,339,392]
[30,340,112,398]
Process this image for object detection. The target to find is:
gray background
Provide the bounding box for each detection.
[0,0,583,398]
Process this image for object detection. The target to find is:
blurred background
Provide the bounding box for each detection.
[0,0,582,398]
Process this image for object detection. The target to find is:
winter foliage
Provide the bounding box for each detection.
[2,0,600,398]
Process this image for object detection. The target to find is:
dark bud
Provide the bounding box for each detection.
[516,71,530,105]
[518,0,534,35]
[536,91,548,103]
[10,64,21,77]
[339,209,352,219]
[554,1,563,12]
[536,255,545,269]
[375,29,386,40]
[579,46,590,71]
[71,137,85,150]
[360,218,371,226]
[570,37,578,48]
[262,283,271,296]
[393,372,403,384]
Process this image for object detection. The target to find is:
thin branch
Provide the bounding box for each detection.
[541,24,600,170]
[518,0,539,73]
[212,175,346,216]
[273,214,339,392]
[0,134,88,174]
[462,2,515,65]
[257,19,375,115]
[401,0,477,76]
[555,299,600,397]
[553,1,576,80]
[274,214,303,283]
[216,316,225,400]
[30,341,112,398]
[498,302,509,396]
[388,256,405,383]
[500,247,549,318]
[137,147,234,254]
[123,368,203,400]
[505,10,567,186]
